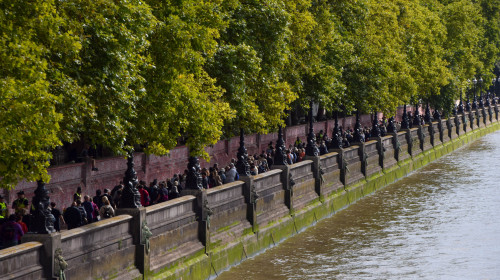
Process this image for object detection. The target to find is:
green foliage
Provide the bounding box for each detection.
[398,0,450,102]
[331,0,414,115]
[1,0,500,189]
[0,0,75,188]
[285,0,344,111]
[59,0,158,154]
[208,0,298,135]
[140,0,234,158]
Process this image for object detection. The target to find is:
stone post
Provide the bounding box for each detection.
[377,136,384,169]
[355,142,367,177]
[330,148,345,186]
[115,207,147,275]
[392,132,401,162]
[239,175,257,232]
[22,233,61,279]
[418,124,426,151]
[272,165,293,214]
[405,128,413,156]
[304,155,322,200]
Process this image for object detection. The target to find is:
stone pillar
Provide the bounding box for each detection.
[356,142,367,177]
[428,122,435,146]
[304,155,322,200]
[377,136,384,169]
[22,232,61,279]
[404,129,413,156]
[179,189,210,252]
[239,175,257,232]
[330,148,345,186]
[115,207,148,275]
[272,165,293,214]
[418,125,426,151]
[392,132,402,162]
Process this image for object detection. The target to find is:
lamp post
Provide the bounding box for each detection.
[306,100,319,156]
[424,103,433,123]
[236,128,250,176]
[458,89,464,114]
[274,126,287,166]
[330,112,343,149]
[466,79,471,112]
[479,77,485,108]
[353,110,364,143]
[401,104,410,130]
[472,78,478,110]
[413,102,422,126]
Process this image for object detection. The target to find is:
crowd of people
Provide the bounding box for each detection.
[0,118,398,249]
[0,151,276,247]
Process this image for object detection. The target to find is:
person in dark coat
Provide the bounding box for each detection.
[0,214,24,249]
[50,202,64,232]
[63,201,82,230]
[93,189,103,209]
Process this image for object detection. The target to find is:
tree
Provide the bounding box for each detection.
[207,0,297,135]
[331,0,413,115]
[140,0,234,158]
[57,0,158,154]
[285,0,345,114]
[397,0,450,110]
[0,0,81,189]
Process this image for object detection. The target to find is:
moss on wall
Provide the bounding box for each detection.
[149,120,500,280]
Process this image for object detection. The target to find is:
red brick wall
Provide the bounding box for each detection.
[6,111,402,209]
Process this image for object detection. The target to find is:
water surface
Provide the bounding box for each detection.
[217,131,500,280]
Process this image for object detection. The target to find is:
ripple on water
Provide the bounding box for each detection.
[217,131,500,280]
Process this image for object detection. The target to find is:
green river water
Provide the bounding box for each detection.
[217,131,500,280]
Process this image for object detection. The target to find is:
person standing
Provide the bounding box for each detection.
[75,199,87,225]
[50,202,65,232]
[93,189,103,210]
[73,187,83,202]
[0,214,24,249]
[99,197,115,219]
[225,163,238,183]
[12,191,29,216]
[15,214,27,243]
[138,184,150,207]
[63,201,82,230]
[82,196,94,223]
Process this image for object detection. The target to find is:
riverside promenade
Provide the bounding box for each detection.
[1,107,498,280]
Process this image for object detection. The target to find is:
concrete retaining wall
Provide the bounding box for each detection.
[0,242,45,280]
[145,196,202,274]
[2,106,499,280]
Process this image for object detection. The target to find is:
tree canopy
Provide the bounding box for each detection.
[0,0,499,189]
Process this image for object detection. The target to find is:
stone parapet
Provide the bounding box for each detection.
[3,117,500,280]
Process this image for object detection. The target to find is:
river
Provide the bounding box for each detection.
[217,131,500,280]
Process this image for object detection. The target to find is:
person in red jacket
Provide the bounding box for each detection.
[138,183,150,207]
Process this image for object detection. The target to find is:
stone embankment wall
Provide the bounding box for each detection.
[2,107,493,280]
[4,113,391,210]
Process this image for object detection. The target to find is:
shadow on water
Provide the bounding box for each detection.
[217,131,500,280]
